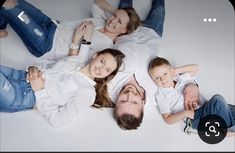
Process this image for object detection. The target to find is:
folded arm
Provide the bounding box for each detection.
[174,64,199,77]
[94,0,117,14]
[35,92,83,128]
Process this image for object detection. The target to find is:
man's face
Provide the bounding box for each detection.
[115,84,145,118]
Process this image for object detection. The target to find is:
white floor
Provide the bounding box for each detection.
[0,0,234,151]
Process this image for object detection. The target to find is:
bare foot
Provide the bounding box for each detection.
[2,0,17,9]
[0,29,8,38]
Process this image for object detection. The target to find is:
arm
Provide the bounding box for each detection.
[174,64,199,77]
[68,22,87,56]
[162,110,194,124]
[94,0,117,14]
[35,92,83,128]
[68,21,94,57]
[183,83,201,110]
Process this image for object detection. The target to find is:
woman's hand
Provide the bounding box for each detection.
[83,21,95,42]
[73,22,87,43]
[27,66,45,92]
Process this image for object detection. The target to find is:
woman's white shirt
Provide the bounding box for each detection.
[40,4,113,62]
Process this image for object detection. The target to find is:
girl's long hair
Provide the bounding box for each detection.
[91,48,125,108]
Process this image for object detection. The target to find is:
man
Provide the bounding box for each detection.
[96,0,201,130]
[94,0,165,130]
[108,27,161,130]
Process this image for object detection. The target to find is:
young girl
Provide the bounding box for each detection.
[0,0,140,61]
[0,48,125,128]
[148,57,235,135]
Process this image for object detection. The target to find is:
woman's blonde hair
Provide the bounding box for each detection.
[118,7,141,36]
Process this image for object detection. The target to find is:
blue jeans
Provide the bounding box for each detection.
[0,0,57,57]
[119,0,165,37]
[0,65,36,112]
[191,94,235,132]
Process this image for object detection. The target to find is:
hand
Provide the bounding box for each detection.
[83,21,95,42]
[184,110,195,119]
[27,66,40,80]
[183,83,200,110]
[27,66,45,91]
[73,22,87,43]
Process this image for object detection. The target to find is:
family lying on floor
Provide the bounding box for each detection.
[0,0,234,137]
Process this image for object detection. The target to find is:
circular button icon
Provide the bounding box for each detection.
[198,114,227,144]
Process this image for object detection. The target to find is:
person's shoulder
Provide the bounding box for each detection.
[138,26,161,38]
[179,72,195,80]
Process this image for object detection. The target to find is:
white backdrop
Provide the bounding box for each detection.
[0,0,234,151]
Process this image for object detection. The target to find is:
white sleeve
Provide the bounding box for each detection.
[77,44,91,64]
[65,44,91,65]
[35,89,89,128]
[91,3,109,21]
[25,60,56,74]
[179,73,198,86]
[155,90,171,114]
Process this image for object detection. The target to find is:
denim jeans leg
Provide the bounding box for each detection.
[227,104,235,132]
[228,104,235,119]
[2,4,56,57]
[0,10,8,29]
[119,0,133,9]
[191,94,235,131]
[0,65,35,112]
[142,0,165,37]
[17,0,51,26]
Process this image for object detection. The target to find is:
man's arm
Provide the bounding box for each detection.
[183,83,200,110]
[175,64,200,110]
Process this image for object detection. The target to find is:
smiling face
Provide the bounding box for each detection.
[149,64,175,88]
[89,53,117,79]
[115,84,145,118]
[105,9,129,35]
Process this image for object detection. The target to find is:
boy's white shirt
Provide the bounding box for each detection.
[155,73,207,114]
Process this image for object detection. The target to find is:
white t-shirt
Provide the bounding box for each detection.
[35,56,96,128]
[156,73,207,114]
[108,26,161,107]
[40,4,113,62]
[90,3,162,107]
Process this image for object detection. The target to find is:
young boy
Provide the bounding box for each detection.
[148,57,235,136]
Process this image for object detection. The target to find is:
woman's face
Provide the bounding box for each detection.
[105,9,129,35]
[89,53,117,79]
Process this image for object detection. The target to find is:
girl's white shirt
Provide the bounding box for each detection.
[34,56,96,128]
